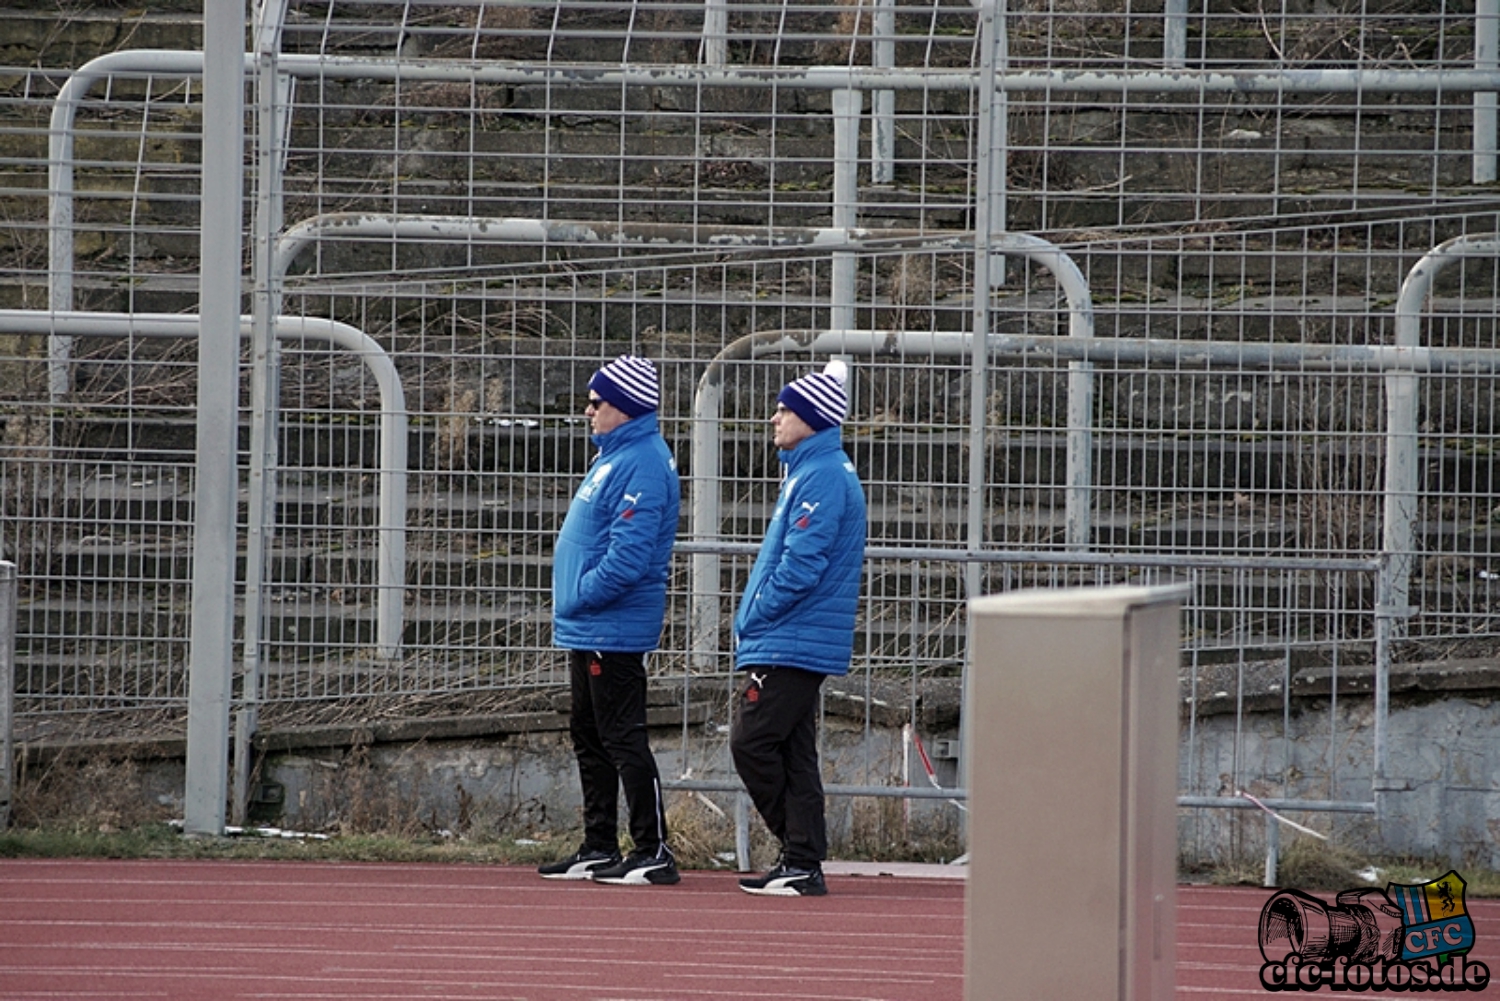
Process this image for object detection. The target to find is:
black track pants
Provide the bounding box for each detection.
[730,665,827,868]
[569,649,669,855]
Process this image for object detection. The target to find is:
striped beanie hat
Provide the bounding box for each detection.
[588,354,660,417]
[777,359,849,431]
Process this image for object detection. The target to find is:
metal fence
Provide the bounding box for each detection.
[3,0,1500,850]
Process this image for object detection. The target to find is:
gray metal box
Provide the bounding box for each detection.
[964,585,1187,1001]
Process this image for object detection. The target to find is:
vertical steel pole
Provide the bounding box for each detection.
[735,790,752,872]
[831,89,860,333]
[961,0,1006,830]
[702,0,727,66]
[1263,811,1280,887]
[184,0,247,837]
[967,2,997,598]
[1374,364,1410,804]
[967,1,1008,585]
[1477,0,1498,183]
[872,0,895,184]
[689,371,724,676]
[1164,0,1188,69]
[234,0,289,826]
[0,562,15,831]
[1065,364,1095,550]
[1373,561,1395,807]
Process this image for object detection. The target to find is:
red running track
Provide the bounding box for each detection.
[2,859,1497,1000]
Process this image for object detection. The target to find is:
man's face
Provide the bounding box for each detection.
[586,393,629,435]
[771,403,814,450]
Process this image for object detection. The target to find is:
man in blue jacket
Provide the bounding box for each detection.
[539,354,682,886]
[732,359,867,897]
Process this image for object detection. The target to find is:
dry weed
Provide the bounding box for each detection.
[1277,835,1379,891]
[10,748,175,832]
[664,790,778,870]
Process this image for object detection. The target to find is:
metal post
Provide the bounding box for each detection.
[872,0,895,184]
[234,0,290,827]
[991,2,1008,239]
[967,0,997,605]
[1263,811,1280,887]
[1065,359,1096,551]
[0,562,15,830]
[183,0,247,837]
[1477,0,1498,184]
[735,790,752,872]
[701,0,727,66]
[962,0,1006,829]
[689,361,727,676]
[1374,564,1395,808]
[1164,0,1188,69]
[831,89,861,333]
[1375,235,1446,813]
[966,0,1010,578]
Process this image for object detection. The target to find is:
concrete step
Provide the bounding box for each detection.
[3,187,1460,308]
[1,9,205,68]
[44,415,1500,499]
[36,471,1500,595]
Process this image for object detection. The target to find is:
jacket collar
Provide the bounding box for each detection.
[593,411,660,454]
[779,424,843,468]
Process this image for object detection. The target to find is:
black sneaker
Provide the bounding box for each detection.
[739,862,827,897]
[590,848,681,886]
[538,846,621,880]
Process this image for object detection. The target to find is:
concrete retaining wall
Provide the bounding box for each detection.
[20,669,1493,868]
[1183,662,1500,870]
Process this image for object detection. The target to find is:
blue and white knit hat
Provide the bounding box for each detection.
[588,354,660,417]
[777,359,849,431]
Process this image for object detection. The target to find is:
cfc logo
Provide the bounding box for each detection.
[1257,871,1488,992]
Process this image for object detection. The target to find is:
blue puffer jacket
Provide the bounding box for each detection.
[552,413,681,652]
[733,426,867,675]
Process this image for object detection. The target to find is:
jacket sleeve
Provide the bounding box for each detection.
[572,459,671,612]
[738,465,846,631]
